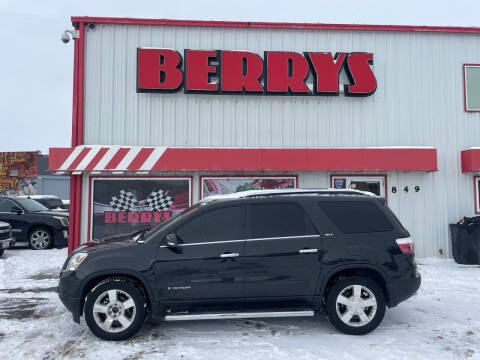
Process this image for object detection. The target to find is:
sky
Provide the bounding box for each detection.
[1,0,480,154]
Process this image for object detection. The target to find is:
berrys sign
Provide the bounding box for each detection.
[137,49,376,96]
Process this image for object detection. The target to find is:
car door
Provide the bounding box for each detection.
[0,198,29,241]
[154,204,246,303]
[242,201,322,302]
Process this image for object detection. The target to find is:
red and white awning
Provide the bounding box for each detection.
[49,145,438,174]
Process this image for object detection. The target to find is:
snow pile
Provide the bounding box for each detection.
[0,249,479,360]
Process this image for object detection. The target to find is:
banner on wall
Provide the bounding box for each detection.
[92,178,191,240]
[201,177,296,198]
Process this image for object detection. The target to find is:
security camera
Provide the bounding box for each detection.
[61,29,78,44]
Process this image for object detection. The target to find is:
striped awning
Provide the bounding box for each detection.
[49,145,438,174]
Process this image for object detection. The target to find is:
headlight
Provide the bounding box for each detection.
[66,252,88,271]
[54,216,69,227]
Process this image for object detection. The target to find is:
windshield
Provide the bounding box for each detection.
[15,198,49,212]
[143,203,202,242]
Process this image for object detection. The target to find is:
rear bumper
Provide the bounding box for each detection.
[0,237,16,249]
[388,272,421,307]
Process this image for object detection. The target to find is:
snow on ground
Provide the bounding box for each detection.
[0,248,479,360]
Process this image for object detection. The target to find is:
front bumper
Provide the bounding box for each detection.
[0,237,16,249]
[53,227,69,248]
[58,269,85,323]
[388,272,421,307]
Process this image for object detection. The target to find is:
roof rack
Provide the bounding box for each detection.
[200,188,376,203]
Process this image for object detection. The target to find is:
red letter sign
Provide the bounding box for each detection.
[185,50,219,92]
[265,52,310,94]
[306,52,346,95]
[344,53,377,96]
[137,48,183,92]
[221,51,263,93]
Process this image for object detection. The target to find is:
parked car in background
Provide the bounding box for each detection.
[59,188,420,341]
[18,195,67,211]
[0,221,15,257]
[0,196,69,250]
[62,199,70,212]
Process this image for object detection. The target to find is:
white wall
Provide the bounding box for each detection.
[79,24,480,257]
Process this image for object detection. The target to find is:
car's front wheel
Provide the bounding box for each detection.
[84,279,146,341]
[28,227,52,250]
[0,249,4,257]
[326,276,386,335]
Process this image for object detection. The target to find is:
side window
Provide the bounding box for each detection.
[177,206,245,243]
[249,203,317,238]
[318,201,393,234]
[0,199,17,212]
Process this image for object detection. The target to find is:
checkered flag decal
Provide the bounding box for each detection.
[145,190,174,211]
[109,190,139,212]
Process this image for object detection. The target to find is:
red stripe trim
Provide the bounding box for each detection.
[84,147,109,171]
[149,147,438,172]
[461,148,480,172]
[67,147,91,171]
[71,16,480,34]
[48,147,74,171]
[127,147,155,170]
[104,148,130,170]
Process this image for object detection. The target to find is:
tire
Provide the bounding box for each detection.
[28,227,53,250]
[84,279,146,341]
[326,276,386,335]
[0,249,4,257]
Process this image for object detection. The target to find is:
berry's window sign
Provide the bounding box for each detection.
[91,178,191,240]
[137,49,376,96]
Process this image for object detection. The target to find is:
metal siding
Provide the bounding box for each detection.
[81,25,480,257]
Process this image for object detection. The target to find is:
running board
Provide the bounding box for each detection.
[165,310,314,321]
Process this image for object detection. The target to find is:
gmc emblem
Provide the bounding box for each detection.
[137,49,376,97]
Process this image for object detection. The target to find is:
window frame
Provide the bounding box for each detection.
[463,64,480,112]
[246,201,318,240]
[330,173,387,199]
[475,176,480,214]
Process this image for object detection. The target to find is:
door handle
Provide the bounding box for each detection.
[220,252,239,258]
[299,248,318,254]
[324,233,334,237]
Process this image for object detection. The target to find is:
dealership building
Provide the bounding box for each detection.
[49,16,480,257]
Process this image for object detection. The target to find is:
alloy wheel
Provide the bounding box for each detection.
[30,230,51,250]
[335,284,377,327]
[92,289,137,333]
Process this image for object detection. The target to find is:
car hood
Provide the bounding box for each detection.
[74,232,140,253]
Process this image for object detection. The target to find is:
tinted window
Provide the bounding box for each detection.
[177,206,245,243]
[37,199,64,209]
[14,198,48,212]
[249,203,317,238]
[319,201,393,234]
[0,199,18,212]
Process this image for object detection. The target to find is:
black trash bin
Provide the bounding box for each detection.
[450,216,480,265]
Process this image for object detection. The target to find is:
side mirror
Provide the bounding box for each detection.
[11,206,22,214]
[165,233,179,248]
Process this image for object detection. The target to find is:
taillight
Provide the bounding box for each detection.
[396,237,415,255]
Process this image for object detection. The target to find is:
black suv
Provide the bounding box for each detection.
[0,196,69,250]
[58,189,420,341]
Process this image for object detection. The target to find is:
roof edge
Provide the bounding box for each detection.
[71,16,480,34]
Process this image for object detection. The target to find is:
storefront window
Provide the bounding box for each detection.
[475,176,480,214]
[200,176,296,199]
[331,175,386,197]
[90,177,191,240]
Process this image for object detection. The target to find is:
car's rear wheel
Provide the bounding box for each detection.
[326,276,386,335]
[84,279,146,341]
[28,228,52,250]
[0,249,4,257]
